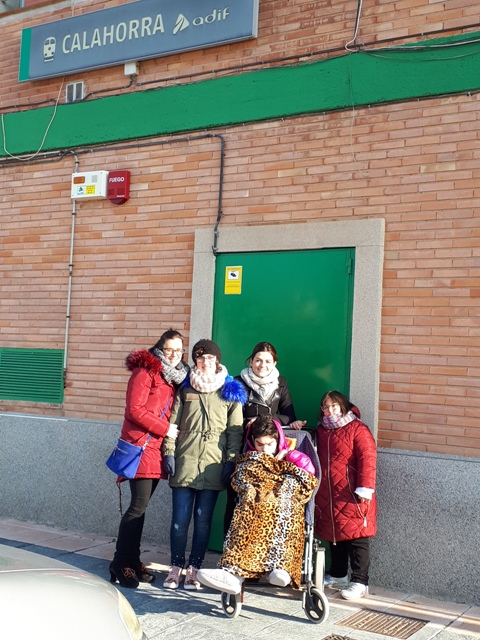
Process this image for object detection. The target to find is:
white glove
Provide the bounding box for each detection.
[167,423,178,439]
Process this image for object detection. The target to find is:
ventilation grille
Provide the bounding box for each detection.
[66,81,84,103]
[339,609,427,639]
[0,348,64,404]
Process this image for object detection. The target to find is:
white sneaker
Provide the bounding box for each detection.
[197,568,244,595]
[341,582,368,600]
[163,565,182,589]
[268,568,291,587]
[324,573,349,589]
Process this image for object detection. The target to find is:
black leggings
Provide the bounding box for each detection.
[329,537,370,586]
[113,478,159,566]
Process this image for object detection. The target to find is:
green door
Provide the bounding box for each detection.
[208,247,355,551]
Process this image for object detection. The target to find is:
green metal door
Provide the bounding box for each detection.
[208,247,355,551]
[213,248,354,424]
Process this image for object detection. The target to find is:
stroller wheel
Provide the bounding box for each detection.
[303,586,329,624]
[221,591,242,619]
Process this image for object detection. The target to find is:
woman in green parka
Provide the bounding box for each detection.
[161,339,247,591]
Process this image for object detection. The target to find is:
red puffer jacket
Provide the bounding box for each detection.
[119,349,176,479]
[314,410,377,542]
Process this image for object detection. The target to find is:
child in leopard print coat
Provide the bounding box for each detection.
[197,415,317,595]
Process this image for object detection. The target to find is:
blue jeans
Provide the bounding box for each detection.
[170,487,219,569]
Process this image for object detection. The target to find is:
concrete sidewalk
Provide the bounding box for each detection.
[0,517,478,640]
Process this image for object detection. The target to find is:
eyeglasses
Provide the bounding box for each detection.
[163,348,185,356]
[322,403,340,412]
[196,355,216,362]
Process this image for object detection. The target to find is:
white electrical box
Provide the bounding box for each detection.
[71,171,109,199]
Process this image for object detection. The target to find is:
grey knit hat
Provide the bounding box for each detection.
[192,339,222,362]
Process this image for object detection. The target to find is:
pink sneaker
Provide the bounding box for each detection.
[184,565,200,590]
[163,565,182,589]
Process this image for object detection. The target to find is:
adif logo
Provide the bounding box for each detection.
[173,14,189,34]
[173,8,230,34]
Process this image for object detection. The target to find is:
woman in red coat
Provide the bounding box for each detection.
[109,329,189,588]
[314,390,377,601]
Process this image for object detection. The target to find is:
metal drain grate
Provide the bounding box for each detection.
[339,609,427,639]
[323,636,350,640]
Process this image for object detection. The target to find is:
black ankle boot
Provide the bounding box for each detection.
[135,561,156,583]
[109,561,140,588]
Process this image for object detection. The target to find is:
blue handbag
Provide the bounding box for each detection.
[106,395,173,478]
[105,435,151,479]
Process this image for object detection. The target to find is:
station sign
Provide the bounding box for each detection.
[19,0,259,81]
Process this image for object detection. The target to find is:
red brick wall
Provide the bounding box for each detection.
[1,97,479,456]
[1,0,479,457]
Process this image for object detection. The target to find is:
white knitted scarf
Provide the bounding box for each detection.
[189,364,228,393]
[240,366,280,402]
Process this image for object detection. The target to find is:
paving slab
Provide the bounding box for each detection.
[0,518,479,640]
[450,607,480,637]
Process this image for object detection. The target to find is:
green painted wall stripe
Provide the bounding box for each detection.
[3,31,480,156]
[18,28,32,83]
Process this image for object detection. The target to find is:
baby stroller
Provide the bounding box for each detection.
[220,429,329,624]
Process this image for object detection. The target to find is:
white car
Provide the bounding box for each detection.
[0,543,146,639]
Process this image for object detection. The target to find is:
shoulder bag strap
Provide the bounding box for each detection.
[139,391,174,448]
[159,394,174,419]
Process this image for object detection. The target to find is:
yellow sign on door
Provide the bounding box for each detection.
[224,266,242,295]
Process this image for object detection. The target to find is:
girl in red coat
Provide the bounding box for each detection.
[109,329,189,588]
[314,390,377,600]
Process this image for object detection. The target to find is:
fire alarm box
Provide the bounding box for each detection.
[107,170,130,205]
[71,171,109,199]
